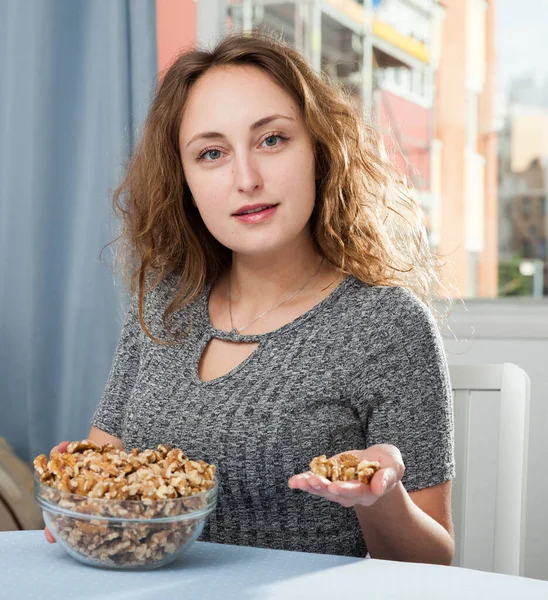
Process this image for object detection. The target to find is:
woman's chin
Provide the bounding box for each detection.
[229,244,285,258]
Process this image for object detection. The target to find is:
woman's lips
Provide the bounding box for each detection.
[232,204,279,224]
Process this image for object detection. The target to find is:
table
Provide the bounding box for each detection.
[1,531,547,599]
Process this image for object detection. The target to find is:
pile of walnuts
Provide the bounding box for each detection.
[309,453,380,484]
[34,440,217,568]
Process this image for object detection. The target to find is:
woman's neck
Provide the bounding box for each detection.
[227,236,323,311]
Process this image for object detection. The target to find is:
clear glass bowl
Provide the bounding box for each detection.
[34,474,218,570]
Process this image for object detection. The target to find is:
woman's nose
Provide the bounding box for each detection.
[233,154,263,195]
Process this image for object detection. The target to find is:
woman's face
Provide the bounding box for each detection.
[179,65,317,258]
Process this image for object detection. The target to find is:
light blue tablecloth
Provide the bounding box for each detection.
[1,530,547,599]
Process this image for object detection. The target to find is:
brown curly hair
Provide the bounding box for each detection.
[108,31,448,342]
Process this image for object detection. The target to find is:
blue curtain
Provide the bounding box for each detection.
[0,0,158,462]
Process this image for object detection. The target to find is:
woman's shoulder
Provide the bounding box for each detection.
[343,277,438,334]
[344,276,426,310]
[341,280,446,376]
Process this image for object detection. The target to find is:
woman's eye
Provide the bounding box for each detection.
[200,149,222,161]
[263,135,284,147]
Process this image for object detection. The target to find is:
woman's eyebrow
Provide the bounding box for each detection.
[250,113,294,130]
[185,114,295,148]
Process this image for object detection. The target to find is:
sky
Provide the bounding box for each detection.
[496,0,548,92]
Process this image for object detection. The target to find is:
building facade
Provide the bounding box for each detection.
[154,0,498,298]
[434,0,497,297]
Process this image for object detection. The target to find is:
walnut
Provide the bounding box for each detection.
[308,455,330,479]
[34,440,216,568]
[66,440,102,454]
[309,453,380,484]
[356,459,381,483]
[34,455,49,478]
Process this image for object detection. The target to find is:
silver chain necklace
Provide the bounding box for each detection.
[228,257,325,335]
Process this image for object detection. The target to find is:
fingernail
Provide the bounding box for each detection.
[311,484,322,490]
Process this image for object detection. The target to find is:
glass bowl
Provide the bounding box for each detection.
[34,474,218,570]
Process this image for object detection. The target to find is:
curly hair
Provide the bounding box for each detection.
[108,31,449,342]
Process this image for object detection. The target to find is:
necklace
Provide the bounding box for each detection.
[228,257,325,335]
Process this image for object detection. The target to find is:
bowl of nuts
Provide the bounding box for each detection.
[33,440,217,570]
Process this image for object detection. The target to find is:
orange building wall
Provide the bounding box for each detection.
[436,0,498,298]
[477,0,498,297]
[436,0,468,296]
[156,0,196,76]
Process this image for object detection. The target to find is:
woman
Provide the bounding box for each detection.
[47,32,455,564]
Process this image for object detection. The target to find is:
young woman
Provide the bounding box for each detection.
[47,32,455,564]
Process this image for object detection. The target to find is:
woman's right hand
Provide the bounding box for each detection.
[44,440,71,543]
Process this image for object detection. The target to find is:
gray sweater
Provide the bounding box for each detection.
[92,274,455,557]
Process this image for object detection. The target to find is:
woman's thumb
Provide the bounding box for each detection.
[49,440,71,458]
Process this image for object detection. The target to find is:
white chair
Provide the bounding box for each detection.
[449,363,530,576]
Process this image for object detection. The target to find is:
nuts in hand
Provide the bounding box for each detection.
[309,453,380,484]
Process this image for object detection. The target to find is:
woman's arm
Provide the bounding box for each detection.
[87,426,123,450]
[354,480,454,564]
[288,443,454,565]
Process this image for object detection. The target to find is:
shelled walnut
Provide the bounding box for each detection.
[309,453,380,484]
[34,440,217,568]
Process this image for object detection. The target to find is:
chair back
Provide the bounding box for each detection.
[449,363,530,575]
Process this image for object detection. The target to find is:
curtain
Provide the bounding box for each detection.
[0,0,158,462]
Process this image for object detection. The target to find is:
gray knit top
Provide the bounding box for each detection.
[92,274,455,557]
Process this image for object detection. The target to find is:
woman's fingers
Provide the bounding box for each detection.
[323,480,372,507]
[288,474,324,496]
[367,467,398,497]
[289,473,373,507]
[49,440,71,458]
[303,473,331,492]
[327,480,368,497]
[44,527,56,543]
[288,472,329,492]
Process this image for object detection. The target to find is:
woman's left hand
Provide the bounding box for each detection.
[288,444,405,508]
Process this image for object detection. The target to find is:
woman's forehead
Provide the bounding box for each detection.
[190,64,285,96]
[180,65,301,134]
